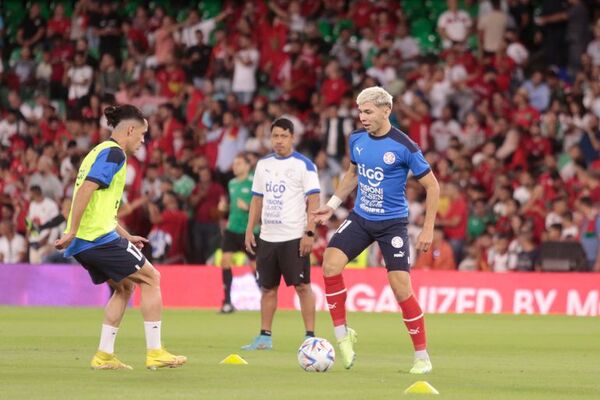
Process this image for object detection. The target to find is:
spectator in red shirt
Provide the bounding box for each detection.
[189,167,225,264]
[512,90,540,128]
[148,191,189,264]
[438,182,469,263]
[46,3,71,39]
[321,61,349,107]
[413,227,457,270]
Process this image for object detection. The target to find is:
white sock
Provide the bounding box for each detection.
[144,321,162,350]
[415,350,429,360]
[334,325,348,340]
[98,324,119,354]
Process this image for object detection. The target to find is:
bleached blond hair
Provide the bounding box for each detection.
[356,86,393,108]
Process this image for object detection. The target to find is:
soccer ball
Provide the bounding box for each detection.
[297,337,335,372]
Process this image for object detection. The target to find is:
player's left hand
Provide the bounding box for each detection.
[299,236,314,257]
[416,228,434,252]
[128,235,149,250]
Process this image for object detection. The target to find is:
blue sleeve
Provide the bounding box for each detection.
[407,149,431,179]
[86,147,126,189]
[349,135,357,165]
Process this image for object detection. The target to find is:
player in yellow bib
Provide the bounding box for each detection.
[55,104,186,370]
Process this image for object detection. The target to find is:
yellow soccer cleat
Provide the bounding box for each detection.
[337,327,358,370]
[146,348,187,370]
[409,358,433,374]
[90,351,133,370]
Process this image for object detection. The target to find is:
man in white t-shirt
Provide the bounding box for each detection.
[242,118,320,350]
[26,185,60,263]
[437,0,473,49]
[66,52,93,101]
[232,35,260,105]
[0,220,27,263]
[179,8,231,48]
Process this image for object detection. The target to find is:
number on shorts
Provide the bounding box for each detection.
[126,241,144,261]
[336,219,352,234]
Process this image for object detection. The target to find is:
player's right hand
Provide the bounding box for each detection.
[54,231,76,250]
[245,231,257,255]
[312,206,334,225]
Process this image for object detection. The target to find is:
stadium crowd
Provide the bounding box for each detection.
[1,0,600,272]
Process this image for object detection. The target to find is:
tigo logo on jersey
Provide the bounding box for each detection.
[357,164,385,187]
[265,181,286,199]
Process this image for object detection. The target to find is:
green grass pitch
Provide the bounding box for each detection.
[1,307,599,399]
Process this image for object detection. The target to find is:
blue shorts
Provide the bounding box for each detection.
[74,238,147,284]
[328,211,410,271]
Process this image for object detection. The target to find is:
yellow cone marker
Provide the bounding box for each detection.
[219,354,248,365]
[404,381,439,395]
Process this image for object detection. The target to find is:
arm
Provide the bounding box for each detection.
[54,180,99,249]
[416,171,440,252]
[116,221,148,249]
[244,195,263,255]
[313,163,358,225]
[299,193,320,257]
[148,202,163,224]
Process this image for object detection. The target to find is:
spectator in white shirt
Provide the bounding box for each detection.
[430,105,462,153]
[438,0,473,49]
[26,185,60,264]
[179,8,230,48]
[586,23,600,67]
[232,35,260,105]
[0,220,27,264]
[477,0,508,55]
[65,51,93,101]
[366,51,398,90]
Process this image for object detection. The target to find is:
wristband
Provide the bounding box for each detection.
[326,195,343,210]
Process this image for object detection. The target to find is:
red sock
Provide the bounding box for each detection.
[399,295,427,351]
[324,274,347,326]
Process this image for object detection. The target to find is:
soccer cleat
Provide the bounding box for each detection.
[337,327,357,369]
[146,348,187,370]
[220,303,235,314]
[409,358,432,374]
[241,334,273,350]
[90,351,132,370]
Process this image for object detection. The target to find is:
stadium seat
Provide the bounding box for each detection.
[405,1,429,20]
[199,0,222,19]
[318,20,333,43]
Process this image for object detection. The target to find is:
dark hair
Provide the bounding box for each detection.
[103,105,145,128]
[30,185,42,194]
[271,118,294,134]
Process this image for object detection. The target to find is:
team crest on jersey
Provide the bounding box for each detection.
[383,152,396,165]
[391,236,404,249]
[285,169,295,179]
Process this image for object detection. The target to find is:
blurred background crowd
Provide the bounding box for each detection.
[1,0,600,272]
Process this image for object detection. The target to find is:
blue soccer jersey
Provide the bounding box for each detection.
[349,127,431,221]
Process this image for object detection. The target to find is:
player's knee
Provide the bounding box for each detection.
[322,259,343,277]
[151,268,161,286]
[322,249,347,277]
[261,287,277,297]
[294,283,311,295]
[391,284,412,302]
[123,282,135,297]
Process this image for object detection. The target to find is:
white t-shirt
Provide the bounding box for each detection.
[430,119,462,153]
[232,48,260,92]
[438,10,472,47]
[180,19,216,47]
[67,65,93,100]
[587,40,600,67]
[0,233,27,263]
[27,198,60,244]
[252,152,320,242]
